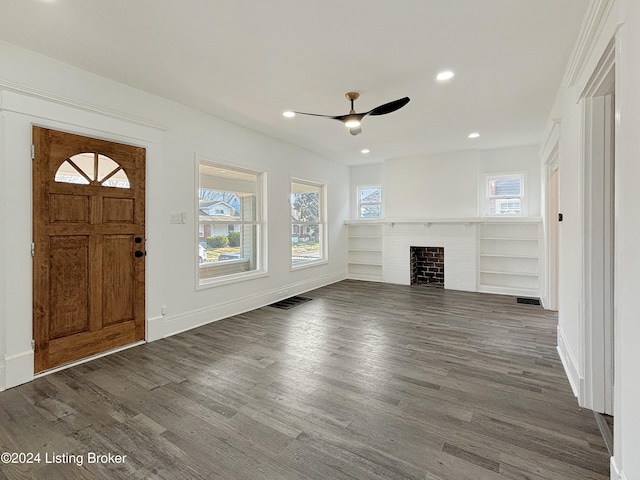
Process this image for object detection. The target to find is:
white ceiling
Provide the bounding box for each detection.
[0,0,589,166]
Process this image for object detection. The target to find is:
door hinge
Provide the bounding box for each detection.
[31,339,35,351]
[31,243,35,257]
[31,144,35,160]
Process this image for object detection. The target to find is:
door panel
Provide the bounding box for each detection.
[49,194,90,223]
[49,235,90,338]
[102,197,135,223]
[102,234,135,326]
[33,127,145,372]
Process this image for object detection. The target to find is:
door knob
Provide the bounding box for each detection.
[134,250,145,258]
[135,237,143,243]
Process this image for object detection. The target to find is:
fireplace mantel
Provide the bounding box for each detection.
[345,217,542,226]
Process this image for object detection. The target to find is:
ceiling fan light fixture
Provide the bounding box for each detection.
[282,111,295,118]
[344,117,361,128]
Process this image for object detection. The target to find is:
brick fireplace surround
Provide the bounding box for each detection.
[410,246,444,287]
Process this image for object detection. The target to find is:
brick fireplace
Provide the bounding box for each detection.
[410,246,444,288]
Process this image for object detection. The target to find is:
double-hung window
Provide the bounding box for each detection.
[485,174,524,216]
[198,159,264,285]
[357,186,382,219]
[291,179,326,267]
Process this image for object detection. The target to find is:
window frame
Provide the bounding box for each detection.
[484,173,526,217]
[290,177,327,270]
[356,185,383,219]
[195,155,267,289]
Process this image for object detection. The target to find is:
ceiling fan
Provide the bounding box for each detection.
[291,92,410,136]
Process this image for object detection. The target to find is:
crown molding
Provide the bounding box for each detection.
[0,79,167,131]
[539,118,561,160]
[561,0,616,87]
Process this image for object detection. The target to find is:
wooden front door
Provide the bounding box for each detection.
[32,127,146,373]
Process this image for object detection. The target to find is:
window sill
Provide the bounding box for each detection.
[291,259,328,271]
[196,268,269,290]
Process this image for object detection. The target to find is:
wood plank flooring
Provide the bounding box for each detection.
[0,281,609,479]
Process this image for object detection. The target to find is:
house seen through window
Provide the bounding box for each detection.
[486,174,524,216]
[291,179,326,267]
[198,160,263,284]
[357,186,382,218]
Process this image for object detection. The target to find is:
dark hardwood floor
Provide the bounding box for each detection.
[0,281,609,479]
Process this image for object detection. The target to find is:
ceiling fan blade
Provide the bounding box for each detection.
[294,111,342,119]
[367,97,410,116]
[349,126,362,136]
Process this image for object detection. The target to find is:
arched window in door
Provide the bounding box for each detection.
[54,152,130,188]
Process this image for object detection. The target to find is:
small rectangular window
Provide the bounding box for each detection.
[291,179,326,267]
[198,159,264,285]
[486,174,524,216]
[357,186,382,219]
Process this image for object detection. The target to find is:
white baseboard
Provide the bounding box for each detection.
[156,270,346,340]
[146,315,165,343]
[540,294,549,310]
[611,456,627,480]
[0,362,5,392]
[557,325,583,399]
[477,284,540,298]
[4,349,34,390]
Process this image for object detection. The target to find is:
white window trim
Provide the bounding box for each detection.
[290,177,327,270]
[483,173,526,217]
[195,154,267,289]
[356,185,383,219]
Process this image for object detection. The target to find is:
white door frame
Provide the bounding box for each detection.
[540,121,560,311]
[548,159,560,312]
[580,40,615,415]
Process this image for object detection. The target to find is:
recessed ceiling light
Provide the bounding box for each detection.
[468,132,480,139]
[436,71,455,81]
[282,111,295,118]
[361,149,370,154]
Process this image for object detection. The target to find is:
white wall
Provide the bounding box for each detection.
[351,145,541,220]
[0,40,349,389]
[543,1,640,478]
[550,84,586,394]
[384,150,479,219]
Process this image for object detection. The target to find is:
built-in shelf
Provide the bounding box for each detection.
[479,269,539,277]
[480,253,538,259]
[477,222,541,297]
[481,237,538,241]
[344,219,542,296]
[347,223,383,282]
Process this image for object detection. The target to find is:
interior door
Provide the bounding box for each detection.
[32,127,146,373]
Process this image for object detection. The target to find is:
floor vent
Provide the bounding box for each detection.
[516,297,541,306]
[269,296,312,310]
